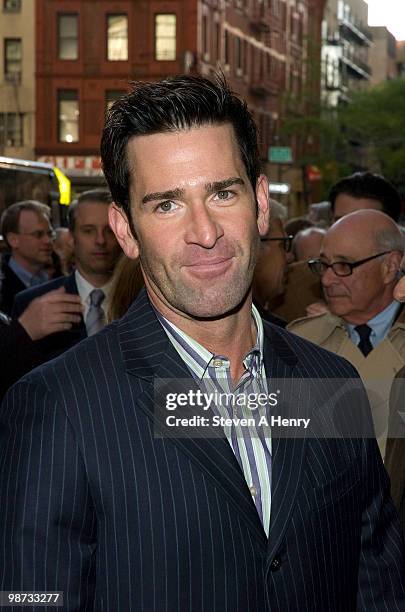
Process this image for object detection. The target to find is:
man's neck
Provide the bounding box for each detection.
[342,292,396,326]
[11,253,41,276]
[75,265,111,288]
[149,292,256,382]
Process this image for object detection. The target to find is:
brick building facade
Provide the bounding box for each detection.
[35,0,323,206]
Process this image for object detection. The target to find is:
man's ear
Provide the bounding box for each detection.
[383,250,402,284]
[255,174,270,237]
[6,232,19,250]
[108,204,139,259]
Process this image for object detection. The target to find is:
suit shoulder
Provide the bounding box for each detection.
[17,319,121,390]
[287,312,344,340]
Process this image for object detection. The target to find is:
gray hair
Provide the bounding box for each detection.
[374,227,404,254]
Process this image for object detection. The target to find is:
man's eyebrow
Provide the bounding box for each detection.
[142,188,184,205]
[205,177,245,192]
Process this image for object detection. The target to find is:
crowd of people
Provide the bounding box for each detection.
[0,74,404,608]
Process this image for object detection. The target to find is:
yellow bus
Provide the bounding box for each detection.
[0,156,71,226]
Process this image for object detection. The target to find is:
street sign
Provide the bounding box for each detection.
[268,146,293,163]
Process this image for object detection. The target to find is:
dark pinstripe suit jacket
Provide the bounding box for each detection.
[1,289,404,611]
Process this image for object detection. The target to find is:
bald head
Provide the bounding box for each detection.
[293,227,326,261]
[320,210,403,324]
[328,210,402,249]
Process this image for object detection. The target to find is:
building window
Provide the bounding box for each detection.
[58,14,78,60]
[105,90,125,113]
[107,14,128,61]
[58,90,79,143]
[202,15,209,59]
[224,30,230,65]
[3,0,21,12]
[4,38,22,82]
[0,113,23,146]
[155,14,176,61]
[235,37,242,75]
[215,22,220,61]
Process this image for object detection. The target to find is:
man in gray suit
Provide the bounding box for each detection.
[1,75,404,611]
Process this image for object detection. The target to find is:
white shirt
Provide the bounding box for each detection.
[74,269,113,325]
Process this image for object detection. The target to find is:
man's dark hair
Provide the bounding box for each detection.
[0,200,51,248]
[68,188,113,232]
[329,172,401,222]
[100,74,260,221]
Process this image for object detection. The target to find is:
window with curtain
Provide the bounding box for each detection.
[58,90,79,143]
[155,14,176,61]
[107,14,128,61]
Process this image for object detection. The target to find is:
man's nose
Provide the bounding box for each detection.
[43,230,54,244]
[184,202,224,248]
[95,229,107,244]
[321,265,339,287]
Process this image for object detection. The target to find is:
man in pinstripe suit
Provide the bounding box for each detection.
[1,75,404,610]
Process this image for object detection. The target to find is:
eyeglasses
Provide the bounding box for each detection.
[16,230,56,240]
[260,235,293,253]
[308,251,391,277]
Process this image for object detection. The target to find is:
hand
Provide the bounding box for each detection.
[306,301,329,317]
[18,287,83,340]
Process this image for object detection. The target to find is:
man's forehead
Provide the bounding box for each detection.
[76,201,109,220]
[19,210,49,228]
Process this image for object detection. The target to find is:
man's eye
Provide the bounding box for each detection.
[157,201,176,213]
[215,190,233,201]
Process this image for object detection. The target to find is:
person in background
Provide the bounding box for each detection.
[288,210,404,459]
[0,200,53,314]
[0,286,83,399]
[291,227,326,262]
[253,199,289,325]
[284,216,314,239]
[307,201,332,227]
[12,189,122,359]
[330,171,401,223]
[305,171,403,316]
[53,226,74,275]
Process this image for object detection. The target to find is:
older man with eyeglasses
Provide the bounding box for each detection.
[288,209,405,461]
[0,200,55,314]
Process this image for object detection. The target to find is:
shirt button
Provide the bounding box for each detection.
[249,486,257,497]
[213,359,223,368]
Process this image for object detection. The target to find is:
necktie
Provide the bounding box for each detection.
[354,324,373,356]
[86,289,105,336]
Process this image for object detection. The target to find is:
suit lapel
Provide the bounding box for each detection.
[118,294,309,551]
[118,290,267,545]
[261,323,308,561]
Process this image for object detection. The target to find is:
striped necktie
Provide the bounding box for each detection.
[86,289,105,336]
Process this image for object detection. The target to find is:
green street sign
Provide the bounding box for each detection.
[268,147,293,163]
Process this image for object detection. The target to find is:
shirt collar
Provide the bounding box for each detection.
[153,302,265,381]
[74,268,113,303]
[9,256,48,288]
[347,300,401,347]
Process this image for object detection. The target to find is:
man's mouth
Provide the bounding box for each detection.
[183,257,233,278]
